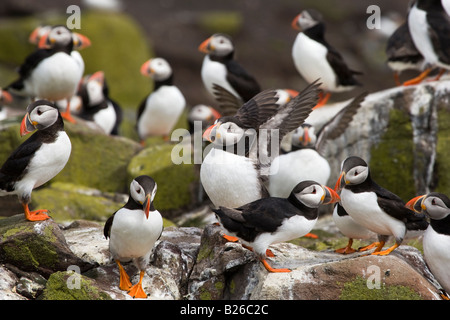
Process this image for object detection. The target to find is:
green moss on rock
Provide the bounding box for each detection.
[340,276,422,300]
[55,121,141,193]
[370,108,415,200]
[127,144,198,211]
[32,182,123,222]
[41,271,112,300]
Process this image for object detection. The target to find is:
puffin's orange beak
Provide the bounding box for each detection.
[143,194,152,219]
[72,33,91,50]
[90,71,105,84]
[334,172,346,193]
[300,126,311,146]
[203,122,220,142]
[1,90,12,104]
[140,60,152,77]
[322,186,340,204]
[405,195,427,213]
[38,33,51,49]
[199,37,212,53]
[210,108,221,121]
[20,113,36,137]
[291,14,301,31]
[29,26,44,45]
[285,89,299,98]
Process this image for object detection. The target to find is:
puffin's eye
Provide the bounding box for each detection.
[136,188,141,194]
[37,108,42,116]
[432,199,436,205]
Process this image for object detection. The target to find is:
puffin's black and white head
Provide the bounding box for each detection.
[198,33,234,58]
[82,71,106,107]
[406,193,450,221]
[37,25,90,51]
[140,57,173,82]
[291,9,323,32]
[291,123,317,148]
[129,175,158,219]
[202,117,250,147]
[20,100,61,136]
[291,180,340,207]
[334,156,369,192]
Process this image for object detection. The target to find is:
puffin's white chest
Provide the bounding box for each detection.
[292,33,338,91]
[109,208,163,259]
[268,148,330,197]
[93,102,117,134]
[251,215,317,256]
[26,52,83,100]
[201,56,240,99]
[408,6,440,67]
[137,85,185,138]
[15,131,71,195]
[340,189,406,240]
[423,226,450,293]
[200,148,261,208]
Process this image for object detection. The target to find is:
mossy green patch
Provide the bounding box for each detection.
[32,182,123,222]
[55,121,141,193]
[434,106,450,194]
[339,276,422,300]
[127,144,198,211]
[41,271,112,300]
[370,108,415,200]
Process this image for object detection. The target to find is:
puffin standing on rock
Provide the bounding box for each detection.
[291,9,362,108]
[104,175,163,299]
[214,180,340,272]
[137,57,186,143]
[199,33,261,103]
[6,25,90,123]
[334,156,428,255]
[0,100,71,221]
[406,192,450,299]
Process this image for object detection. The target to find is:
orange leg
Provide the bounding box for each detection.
[358,241,381,252]
[260,258,291,273]
[313,92,331,109]
[335,238,357,254]
[303,232,318,239]
[430,68,446,82]
[393,72,401,86]
[371,243,400,256]
[241,243,275,257]
[127,270,147,299]
[402,68,431,86]
[60,99,76,123]
[22,203,50,221]
[115,260,132,291]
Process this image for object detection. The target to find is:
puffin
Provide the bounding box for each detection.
[103,175,163,299]
[334,156,428,255]
[268,92,367,198]
[6,25,90,123]
[188,104,221,134]
[408,0,450,83]
[137,57,186,143]
[332,203,378,254]
[385,21,427,86]
[0,89,13,121]
[406,192,450,298]
[291,9,362,108]
[199,33,261,103]
[201,81,320,209]
[214,180,340,272]
[0,100,71,221]
[77,71,123,135]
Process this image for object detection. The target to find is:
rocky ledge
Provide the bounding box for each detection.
[0,214,445,300]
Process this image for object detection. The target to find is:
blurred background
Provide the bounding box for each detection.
[0,0,414,140]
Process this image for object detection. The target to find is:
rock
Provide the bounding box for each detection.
[127,143,199,212]
[0,265,25,300]
[0,215,97,278]
[309,79,450,200]
[40,271,112,300]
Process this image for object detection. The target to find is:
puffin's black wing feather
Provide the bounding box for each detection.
[103,212,115,239]
[224,59,261,102]
[386,22,422,64]
[234,89,279,129]
[7,49,54,91]
[326,47,362,87]
[211,83,242,116]
[315,91,367,155]
[427,11,450,65]
[0,134,44,191]
[373,183,428,231]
